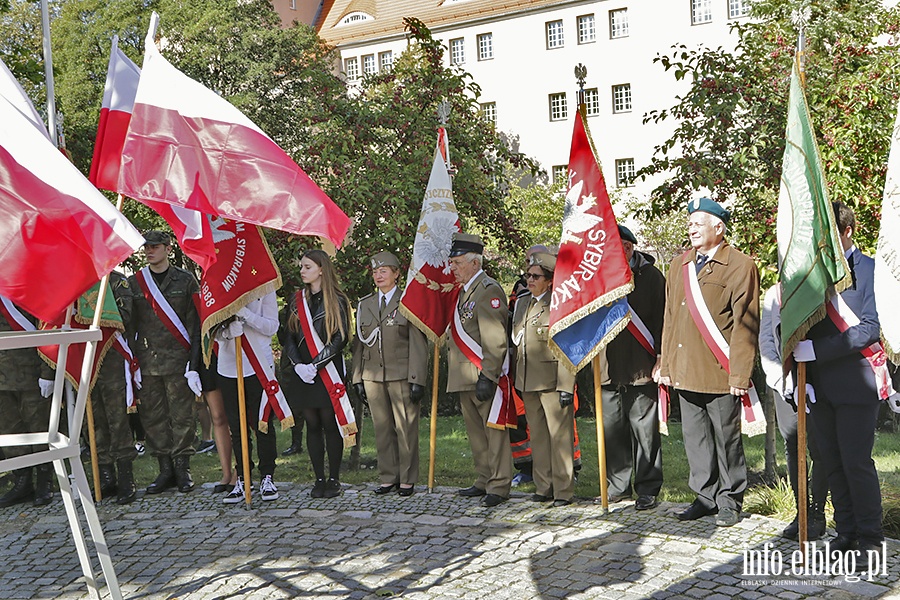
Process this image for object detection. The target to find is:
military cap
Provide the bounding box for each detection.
[618,225,637,245]
[143,230,172,246]
[687,197,730,224]
[529,252,557,272]
[450,233,484,257]
[370,251,400,269]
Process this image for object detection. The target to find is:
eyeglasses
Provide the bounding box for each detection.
[524,273,545,281]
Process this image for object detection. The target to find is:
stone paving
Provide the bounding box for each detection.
[0,481,898,599]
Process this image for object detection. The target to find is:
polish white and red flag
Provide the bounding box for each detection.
[0,57,143,323]
[89,36,216,271]
[118,14,351,248]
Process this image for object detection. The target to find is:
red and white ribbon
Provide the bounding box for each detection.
[625,305,669,435]
[826,295,894,400]
[237,334,294,432]
[297,291,357,446]
[135,267,191,351]
[683,259,765,436]
[112,332,141,413]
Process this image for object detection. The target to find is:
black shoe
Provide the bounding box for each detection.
[33,465,54,507]
[530,494,553,503]
[458,485,486,497]
[676,499,717,521]
[213,483,235,494]
[323,478,341,498]
[808,514,826,540]
[115,459,136,505]
[857,539,884,554]
[715,507,740,527]
[830,534,858,552]
[635,495,658,511]
[310,479,325,498]
[281,443,302,457]
[552,499,572,507]
[0,470,33,508]
[98,464,117,498]
[374,483,399,495]
[782,518,800,540]
[398,486,415,497]
[173,456,194,493]
[146,456,175,494]
[481,494,507,507]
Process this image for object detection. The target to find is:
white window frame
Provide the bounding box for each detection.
[362,54,377,76]
[615,159,635,188]
[379,51,393,71]
[339,11,372,26]
[546,20,564,49]
[609,8,629,39]
[449,37,466,65]
[552,165,568,183]
[728,0,751,19]
[549,92,568,121]
[480,102,497,124]
[577,14,596,44]
[691,0,713,25]
[584,88,600,117]
[612,83,632,113]
[477,32,494,61]
[344,56,359,81]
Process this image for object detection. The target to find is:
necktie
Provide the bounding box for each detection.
[379,295,387,319]
[695,254,709,274]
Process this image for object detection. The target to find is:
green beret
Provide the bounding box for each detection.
[143,230,172,246]
[529,252,557,272]
[618,225,637,244]
[687,197,730,224]
[450,233,484,257]
[370,251,400,269]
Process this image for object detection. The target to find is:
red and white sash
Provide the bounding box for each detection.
[451,291,515,430]
[625,305,669,435]
[135,267,191,351]
[112,333,141,413]
[297,291,357,447]
[826,295,894,400]
[238,334,294,433]
[683,258,766,436]
[0,296,36,332]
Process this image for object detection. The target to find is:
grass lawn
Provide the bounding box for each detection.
[120,414,900,535]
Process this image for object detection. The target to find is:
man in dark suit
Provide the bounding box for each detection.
[792,202,884,554]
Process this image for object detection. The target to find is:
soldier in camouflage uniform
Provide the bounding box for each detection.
[127,231,202,494]
[0,300,54,507]
[90,271,139,504]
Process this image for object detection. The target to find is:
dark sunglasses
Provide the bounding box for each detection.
[524,273,545,280]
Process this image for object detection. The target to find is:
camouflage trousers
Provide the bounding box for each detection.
[0,389,50,458]
[89,359,137,464]
[138,374,196,458]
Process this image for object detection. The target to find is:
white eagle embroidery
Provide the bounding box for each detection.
[561,180,602,245]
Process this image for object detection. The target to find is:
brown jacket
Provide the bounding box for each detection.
[511,292,575,393]
[659,243,759,393]
[447,271,508,392]
[351,289,428,385]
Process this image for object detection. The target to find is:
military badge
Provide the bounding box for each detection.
[491,298,501,309]
[461,300,475,322]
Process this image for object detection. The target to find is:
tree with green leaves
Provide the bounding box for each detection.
[635,0,900,275]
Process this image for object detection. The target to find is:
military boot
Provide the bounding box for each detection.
[146,456,175,494]
[98,464,117,498]
[0,468,33,507]
[33,464,54,506]
[116,458,136,505]
[173,455,194,493]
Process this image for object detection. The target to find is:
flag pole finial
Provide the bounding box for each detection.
[791,5,812,83]
[574,63,588,117]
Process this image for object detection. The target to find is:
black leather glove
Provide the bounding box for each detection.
[475,373,496,402]
[559,391,574,408]
[782,390,797,413]
[409,383,425,403]
[355,383,368,403]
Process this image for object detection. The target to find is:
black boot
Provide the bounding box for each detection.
[281,426,303,456]
[98,464,117,498]
[809,504,827,540]
[146,456,175,494]
[116,459,136,505]
[0,469,33,507]
[33,464,54,507]
[173,456,194,493]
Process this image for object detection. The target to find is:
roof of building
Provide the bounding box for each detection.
[316,0,578,46]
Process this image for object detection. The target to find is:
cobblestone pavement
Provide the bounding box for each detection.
[0,482,898,600]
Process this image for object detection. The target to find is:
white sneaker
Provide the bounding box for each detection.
[223,477,246,504]
[260,475,278,501]
[135,442,145,456]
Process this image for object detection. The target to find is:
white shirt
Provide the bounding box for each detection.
[216,292,279,378]
[462,269,485,293]
[379,286,397,308]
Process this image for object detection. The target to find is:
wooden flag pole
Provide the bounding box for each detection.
[427,343,440,492]
[235,335,252,506]
[797,361,809,556]
[593,355,608,512]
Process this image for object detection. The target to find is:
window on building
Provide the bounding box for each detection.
[290,0,296,9]
[450,38,465,65]
[546,20,564,49]
[552,165,568,183]
[729,0,751,18]
[379,51,393,71]
[612,83,632,113]
[549,93,568,121]
[477,33,494,60]
[691,0,713,25]
[583,88,600,117]
[577,14,596,44]
[609,8,629,38]
[339,11,373,25]
[615,159,635,187]
[480,102,497,124]
[344,56,359,81]
[362,54,377,76]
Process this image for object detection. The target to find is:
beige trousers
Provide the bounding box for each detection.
[459,390,512,497]
[366,380,420,485]
[522,390,575,501]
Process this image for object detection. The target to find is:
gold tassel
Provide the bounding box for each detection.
[258,420,269,434]
[280,416,295,431]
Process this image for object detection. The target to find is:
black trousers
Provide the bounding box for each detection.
[602,383,663,497]
[219,374,277,479]
[773,390,828,511]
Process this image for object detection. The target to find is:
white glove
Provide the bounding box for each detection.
[793,383,816,413]
[133,368,142,390]
[38,378,54,398]
[887,392,900,414]
[294,363,317,384]
[184,363,202,396]
[792,340,816,362]
[236,306,254,321]
[228,319,244,339]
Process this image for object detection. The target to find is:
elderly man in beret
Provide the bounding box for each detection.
[600,225,666,511]
[447,233,513,507]
[655,198,760,527]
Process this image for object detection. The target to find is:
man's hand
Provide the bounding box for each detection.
[38,378,54,399]
[184,363,202,396]
[792,340,816,363]
[354,383,367,403]
[730,387,747,397]
[294,363,317,384]
[475,373,496,402]
[559,391,574,408]
[409,383,425,403]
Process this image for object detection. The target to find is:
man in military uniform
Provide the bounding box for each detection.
[447,233,512,507]
[601,226,665,511]
[656,198,759,527]
[127,230,201,494]
[0,300,54,507]
[352,251,428,495]
[90,270,139,504]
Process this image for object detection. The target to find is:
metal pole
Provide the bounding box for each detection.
[39,0,57,147]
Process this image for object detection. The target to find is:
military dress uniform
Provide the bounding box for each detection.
[510,254,576,504]
[127,240,201,494]
[352,254,428,491]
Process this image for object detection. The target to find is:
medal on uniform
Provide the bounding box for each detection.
[386,308,397,326]
[461,300,475,322]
